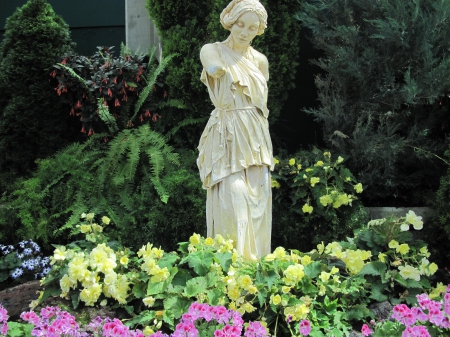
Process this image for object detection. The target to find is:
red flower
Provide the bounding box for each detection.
[99,87,103,93]
[144,110,151,117]
[75,100,82,109]
[103,100,108,107]
[113,77,117,84]
[70,108,75,116]
[152,113,161,122]
[122,94,128,102]
[88,128,95,136]
[61,58,67,65]
[80,125,86,133]
[107,88,113,97]
[114,98,120,107]
[50,70,57,78]
[139,114,144,122]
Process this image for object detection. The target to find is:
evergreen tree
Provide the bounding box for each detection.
[0,0,76,187]
[297,0,450,204]
[146,0,302,147]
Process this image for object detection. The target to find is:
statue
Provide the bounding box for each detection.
[197,0,273,260]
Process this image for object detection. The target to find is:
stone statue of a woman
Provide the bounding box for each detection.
[197,0,273,259]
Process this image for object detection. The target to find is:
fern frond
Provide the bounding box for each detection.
[166,116,209,140]
[97,98,119,133]
[132,53,178,120]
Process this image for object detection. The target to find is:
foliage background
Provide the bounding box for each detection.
[0,0,78,190]
[296,0,450,205]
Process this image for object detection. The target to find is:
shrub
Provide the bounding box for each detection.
[296,0,450,205]
[271,148,368,251]
[0,0,77,186]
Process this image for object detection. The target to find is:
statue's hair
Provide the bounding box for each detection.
[220,0,267,36]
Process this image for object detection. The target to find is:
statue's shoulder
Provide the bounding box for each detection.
[250,47,268,67]
[201,43,220,54]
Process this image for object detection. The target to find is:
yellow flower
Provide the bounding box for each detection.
[319,194,333,206]
[310,177,320,187]
[150,267,170,283]
[283,264,305,285]
[241,302,256,313]
[398,265,421,281]
[378,253,387,263]
[143,327,154,336]
[264,254,276,262]
[305,168,313,172]
[323,152,331,157]
[227,286,241,301]
[53,246,68,262]
[300,255,311,266]
[102,216,111,225]
[120,256,129,265]
[388,240,399,249]
[282,286,291,294]
[248,285,258,294]
[319,271,331,283]
[274,157,280,165]
[85,213,95,221]
[336,156,344,164]
[189,233,201,246]
[271,294,282,305]
[271,178,281,189]
[289,158,296,166]
[315,161,324,166]
[354,183,363,193]
[80,224,92,233]
[429,282,447,299]
[238,275,253,290]
[330,267,339,275]
[396,244,410,255]
[274,247,287,259]
[428,263,438,275]
[302,204,313,214]
[420,246,431,258]
[297,164,302,170]
[317,242,325,254]
[204,237,214,246]
[143,296,155,307]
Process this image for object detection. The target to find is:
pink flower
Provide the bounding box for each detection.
[361,323,372,336]
[299,319,311,336]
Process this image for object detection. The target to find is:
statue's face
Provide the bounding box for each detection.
[230,11,260,48]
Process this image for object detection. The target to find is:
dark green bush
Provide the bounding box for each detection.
[271,148,368,252]
[296,0,450,205]
[0,0,77,186]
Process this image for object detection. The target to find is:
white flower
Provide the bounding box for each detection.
[405,210,423,230]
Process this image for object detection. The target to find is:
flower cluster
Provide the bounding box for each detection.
[365,285,450,336]
[47,215,131,307]
[0,240,51,285]
[271,150,363,223]
[0,305,8,336]
[149,302,269,337]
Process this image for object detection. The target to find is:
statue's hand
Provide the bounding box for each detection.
[206,65,226,79]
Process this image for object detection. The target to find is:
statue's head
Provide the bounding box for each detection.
[220,0,268,36]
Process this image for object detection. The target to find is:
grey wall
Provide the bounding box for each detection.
[0,0,126,56]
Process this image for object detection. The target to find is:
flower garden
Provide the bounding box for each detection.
[2,0,450,336]
[2,208,450,337]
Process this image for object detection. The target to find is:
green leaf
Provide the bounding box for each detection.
[132,281,147,299]
[184,276,208,297]
[147,279,166,295]
[184,251,214,276]
[164,296,192,319]
[171,268,193,288]
[207,288,224,306]
[214,252,232,273]
[357,261,387,276]
[124,305,134,315]
[158,252,179,269]
[369,282,388,302]
[255,268,279,288]
[304,261,323,278]
[71,292,80,309]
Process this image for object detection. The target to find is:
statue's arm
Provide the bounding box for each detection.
[258,53,269,81]
[200,44,226,79]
